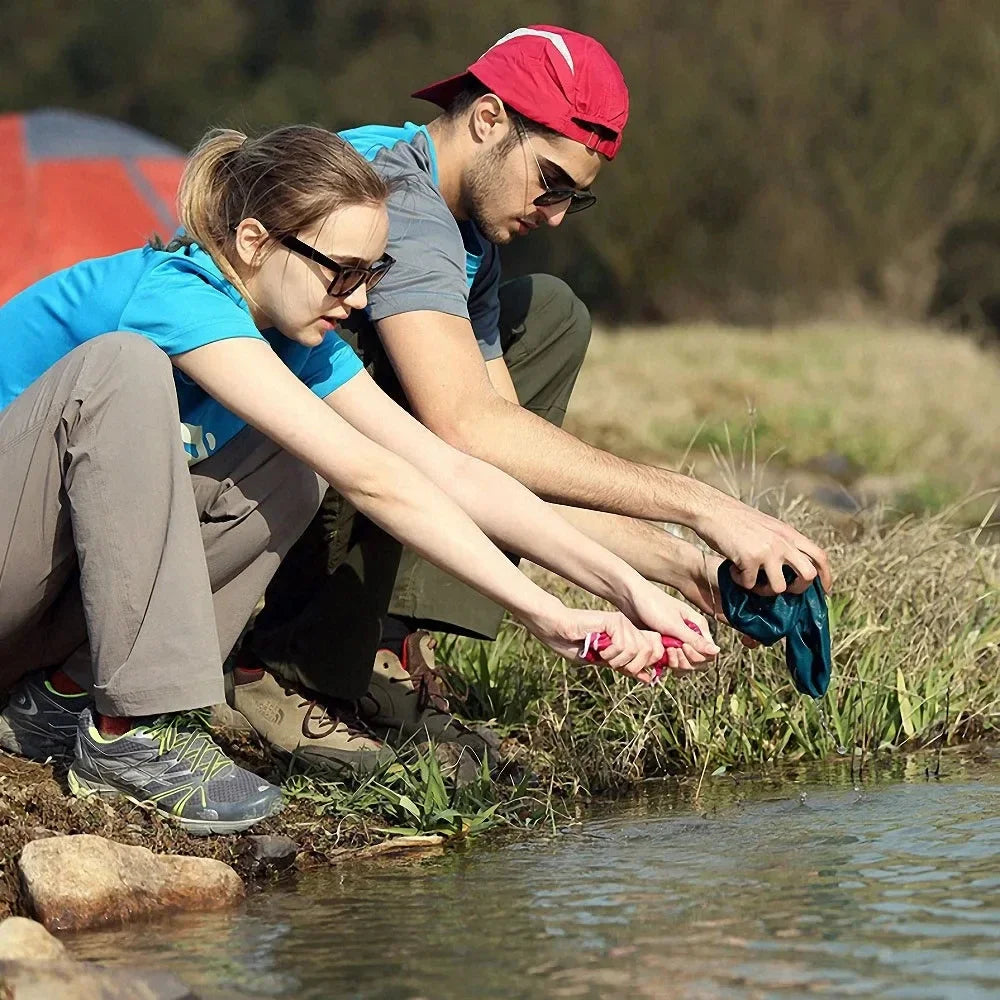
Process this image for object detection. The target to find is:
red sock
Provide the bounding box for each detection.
[96,713,134,737]
[233,649,265,685]
[48,668,86,696]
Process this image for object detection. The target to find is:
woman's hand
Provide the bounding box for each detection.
[523,604,672,685]
[618,580,720,668]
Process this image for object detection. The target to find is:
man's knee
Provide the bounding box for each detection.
[507,274,592,365]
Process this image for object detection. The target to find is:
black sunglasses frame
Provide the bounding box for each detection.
[515,120,598,216]
[280,235,395,297]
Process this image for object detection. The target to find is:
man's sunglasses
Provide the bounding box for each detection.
[281,235,395,297]
[518,123,598,216]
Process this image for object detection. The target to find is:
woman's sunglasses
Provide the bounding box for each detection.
[281,236,395,297]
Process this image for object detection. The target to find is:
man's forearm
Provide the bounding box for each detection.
[551,505,700,587]
[457,393,722,528]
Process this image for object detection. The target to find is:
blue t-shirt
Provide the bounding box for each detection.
[0,242,363,463]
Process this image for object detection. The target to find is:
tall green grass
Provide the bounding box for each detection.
[440,504,1000,794]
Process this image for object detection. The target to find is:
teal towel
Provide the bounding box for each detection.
[716,562,832,698]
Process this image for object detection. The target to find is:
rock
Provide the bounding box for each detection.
[19,834,244,932]
[0,917,67,960]
[237,834,299,872]
[0,959,199,999]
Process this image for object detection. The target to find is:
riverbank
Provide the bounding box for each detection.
[2,322,997,923]
[3,503,997,923]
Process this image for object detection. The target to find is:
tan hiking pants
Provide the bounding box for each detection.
[0,333,325,716]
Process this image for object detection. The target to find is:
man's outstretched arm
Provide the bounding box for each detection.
[377,309,832,594]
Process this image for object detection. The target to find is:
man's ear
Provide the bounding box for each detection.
[233,218,270,267]
[471,93,509,144]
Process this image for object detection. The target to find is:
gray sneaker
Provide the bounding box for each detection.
[67,708,283,836]
[0,669,90,760]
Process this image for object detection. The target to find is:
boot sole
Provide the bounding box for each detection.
[66,767,283,837]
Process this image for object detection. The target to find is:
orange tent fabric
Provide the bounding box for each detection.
[0,108,183,305]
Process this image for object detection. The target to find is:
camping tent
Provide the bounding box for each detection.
[0,108,184,304]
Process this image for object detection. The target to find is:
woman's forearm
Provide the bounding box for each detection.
[426,451,650,611]
[173,339,565,630]
[334,449,568,625]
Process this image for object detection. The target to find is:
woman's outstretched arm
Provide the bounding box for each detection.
[326,369,718,663]
[172,338,671,681]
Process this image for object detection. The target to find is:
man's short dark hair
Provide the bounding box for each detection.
[444,77,564,144]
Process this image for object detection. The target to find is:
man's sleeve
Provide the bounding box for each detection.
[468,241,502,361]
[364,173,472,323]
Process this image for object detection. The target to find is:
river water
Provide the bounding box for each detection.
[65,752,1000,999]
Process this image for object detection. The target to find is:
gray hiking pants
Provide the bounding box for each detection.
[0,333,325,716]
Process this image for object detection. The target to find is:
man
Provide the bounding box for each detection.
[229,25,831,775]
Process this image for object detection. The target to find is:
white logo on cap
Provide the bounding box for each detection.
[487,27,575,74]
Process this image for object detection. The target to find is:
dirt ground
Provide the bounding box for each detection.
[0,747,421,921]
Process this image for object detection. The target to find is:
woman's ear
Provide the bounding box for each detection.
[233,218,270,267]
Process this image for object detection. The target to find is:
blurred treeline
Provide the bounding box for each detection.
[4,0,1000,328]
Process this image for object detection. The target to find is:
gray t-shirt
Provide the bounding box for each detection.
[338,122,502,361]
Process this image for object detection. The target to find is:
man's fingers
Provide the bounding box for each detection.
[782,549,818,593]
[760,558,788,594]
[734,560,762,591]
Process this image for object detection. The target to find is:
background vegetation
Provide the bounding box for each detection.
[1,3,998,880]
[5,0,1000,328]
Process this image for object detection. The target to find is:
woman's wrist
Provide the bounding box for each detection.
[510,590,568,637]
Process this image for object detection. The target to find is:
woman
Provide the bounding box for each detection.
[0,125,718,835]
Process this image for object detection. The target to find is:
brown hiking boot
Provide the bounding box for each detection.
[357,632,501,778]
[226,670,396,779]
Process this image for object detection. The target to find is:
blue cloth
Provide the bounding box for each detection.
[717,562,832,698]
[0,242,363,463]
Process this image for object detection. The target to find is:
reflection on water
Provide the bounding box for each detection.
[65,752,1000,999]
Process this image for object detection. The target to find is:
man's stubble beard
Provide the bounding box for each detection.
[462,146,516,246]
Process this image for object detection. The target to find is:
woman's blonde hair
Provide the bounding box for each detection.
[174,125,390,299]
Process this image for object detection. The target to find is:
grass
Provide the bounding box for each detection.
[566,321,1000,518]
[4,322,999,917]
[441,502,1000,793]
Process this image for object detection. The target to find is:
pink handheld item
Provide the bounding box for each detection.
[580,620,704,679]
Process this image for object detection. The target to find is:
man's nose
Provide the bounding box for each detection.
[538,202,570,228]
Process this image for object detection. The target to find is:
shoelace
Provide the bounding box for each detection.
[142,711,232,780]
[275,676,373,742]
[403,636,451,715]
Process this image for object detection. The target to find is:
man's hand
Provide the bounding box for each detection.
[692,496,832,596]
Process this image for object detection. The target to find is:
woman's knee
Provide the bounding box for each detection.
[86,332,172,383]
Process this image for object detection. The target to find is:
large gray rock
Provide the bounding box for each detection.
[19,834,244,931]
[0,960,198,999]
[0,917,67,960]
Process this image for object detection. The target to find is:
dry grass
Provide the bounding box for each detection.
[443,502,1000,792]
[566,322,1000,513]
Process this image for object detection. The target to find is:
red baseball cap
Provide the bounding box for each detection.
[411,25,629,159]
